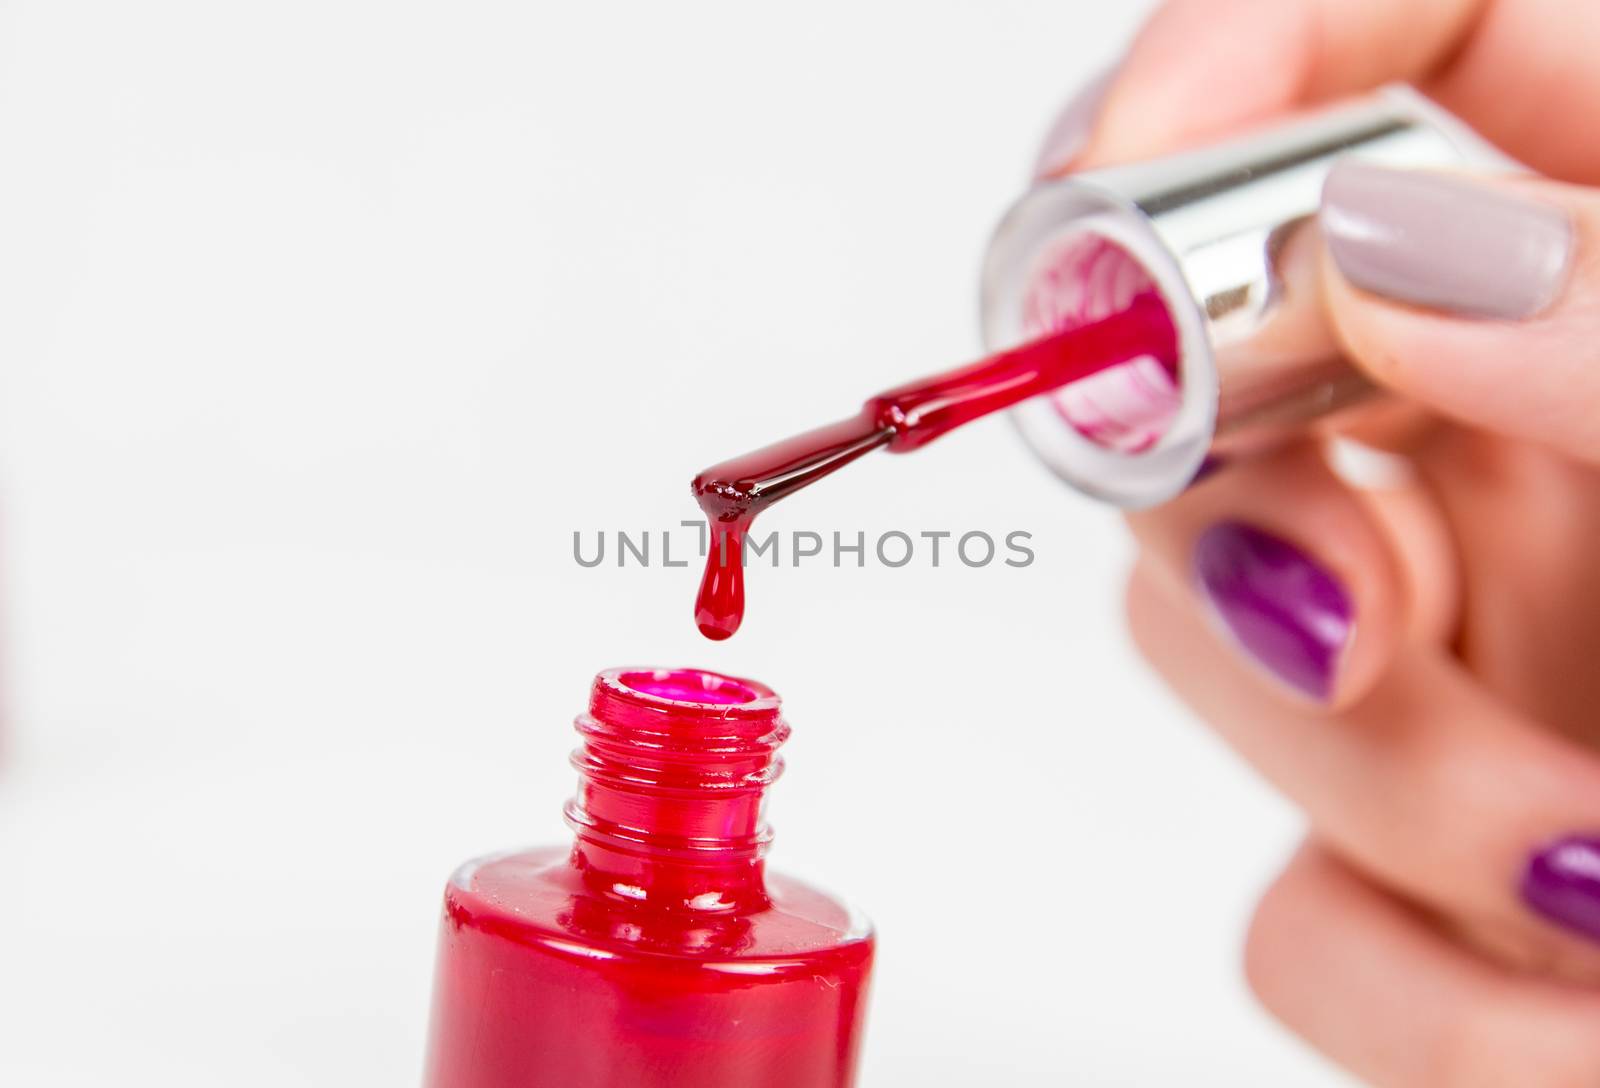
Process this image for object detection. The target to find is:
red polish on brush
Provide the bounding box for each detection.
[692,290,1176,638]
[423,668,874,1088]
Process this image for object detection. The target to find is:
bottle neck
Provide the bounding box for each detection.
[564,668,787,913]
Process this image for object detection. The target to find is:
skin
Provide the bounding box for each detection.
[1044,0,1600,1083]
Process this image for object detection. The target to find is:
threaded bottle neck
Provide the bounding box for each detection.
[564,668,788,912]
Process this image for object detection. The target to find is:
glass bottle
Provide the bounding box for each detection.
[423,667,874,1087]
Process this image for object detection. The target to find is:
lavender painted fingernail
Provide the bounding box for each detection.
[1322,160,1574,320]
[1522,835,1600,944]
[1031,66,1117,180]
[1194,522,1353,701]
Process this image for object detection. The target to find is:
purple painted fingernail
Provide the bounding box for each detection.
[1031,66,1117,180]
[1193,522,1353,701]
[1522,835,1600,944]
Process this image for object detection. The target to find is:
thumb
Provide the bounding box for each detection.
[1318,160,1599,460]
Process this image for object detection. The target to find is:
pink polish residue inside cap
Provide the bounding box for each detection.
[1022,234,1180,452]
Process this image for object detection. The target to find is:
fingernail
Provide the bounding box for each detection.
[1521,835,1600,944]
[1032,66,1117,180]
[1321,160,1574,320]
[1193,522,1353,701]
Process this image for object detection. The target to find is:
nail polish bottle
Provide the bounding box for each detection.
[422,667,874,1088]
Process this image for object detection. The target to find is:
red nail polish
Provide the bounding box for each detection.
[423,667,875,1087]
[691,290,1175,639]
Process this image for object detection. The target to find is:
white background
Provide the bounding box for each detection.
[0,1,1352,1084]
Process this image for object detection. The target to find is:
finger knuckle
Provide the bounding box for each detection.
[1122,566,1171,666]
[1241,866,1300,1017]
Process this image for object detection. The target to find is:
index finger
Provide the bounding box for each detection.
[1074,0,1481,169]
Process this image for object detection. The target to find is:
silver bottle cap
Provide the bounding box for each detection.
[981,85,1513,508]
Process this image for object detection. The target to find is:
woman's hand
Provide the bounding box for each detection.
[1039,1,1600,1083]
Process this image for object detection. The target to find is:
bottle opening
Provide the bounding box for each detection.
[1022,232,1181,453]
[589,667,783,741]
[570,668,789,906]
[617,668,762,707]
